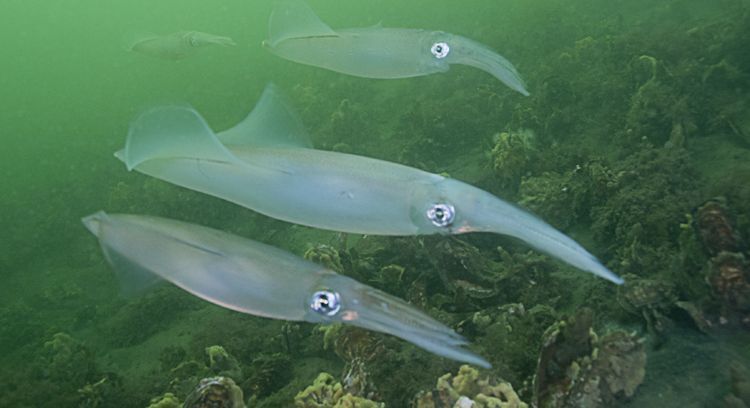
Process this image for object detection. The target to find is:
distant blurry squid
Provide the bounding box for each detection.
[263,0,529,95]
[126,31,236,60]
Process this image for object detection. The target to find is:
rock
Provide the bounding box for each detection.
[183,376,245,408]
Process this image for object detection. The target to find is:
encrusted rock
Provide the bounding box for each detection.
[294,372,384,408]
[184,376,245,408]
[413,365,528,408]
[533,309,646,407]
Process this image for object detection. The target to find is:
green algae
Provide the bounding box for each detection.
[0,0,749,407]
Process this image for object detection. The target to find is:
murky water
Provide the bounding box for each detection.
[1,0,749,406]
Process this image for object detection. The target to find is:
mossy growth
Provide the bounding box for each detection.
[242,353,293,399]
[590,146,699,276]
[293,372,383,408]
[146,393,181,408]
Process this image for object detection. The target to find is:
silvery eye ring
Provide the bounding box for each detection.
[310,290,341,316]
[431,42,450,59]
[427,203,455,227]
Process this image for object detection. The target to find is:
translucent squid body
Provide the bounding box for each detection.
[263,0,529,96]
[127,31,236,60]
[118,84,622,285]
[82,211,490,367]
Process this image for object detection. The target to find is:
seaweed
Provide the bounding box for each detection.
[2,0,749,407]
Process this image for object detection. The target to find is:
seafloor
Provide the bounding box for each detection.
[1,0,749,407]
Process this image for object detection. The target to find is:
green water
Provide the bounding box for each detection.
[2,0,749,406]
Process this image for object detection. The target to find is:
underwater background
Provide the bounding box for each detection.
[1,0,750,406]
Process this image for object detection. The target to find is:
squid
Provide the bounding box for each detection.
[82,211,490,367]
[127,31,236,60]
[117,84,622,285]
[263,0,529,95]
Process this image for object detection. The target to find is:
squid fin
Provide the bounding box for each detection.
[117,104,238,171]
[82,212,162,297]
[267,0,338,47]
[101,242,163,297]
[216,83,312,149]
[121,30,156,52]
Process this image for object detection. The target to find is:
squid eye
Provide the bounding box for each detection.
[430,42,450,59]
[310,290,341,316]
[427,203,455,227]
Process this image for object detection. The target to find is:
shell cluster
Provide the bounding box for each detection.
[694,197,750,326]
